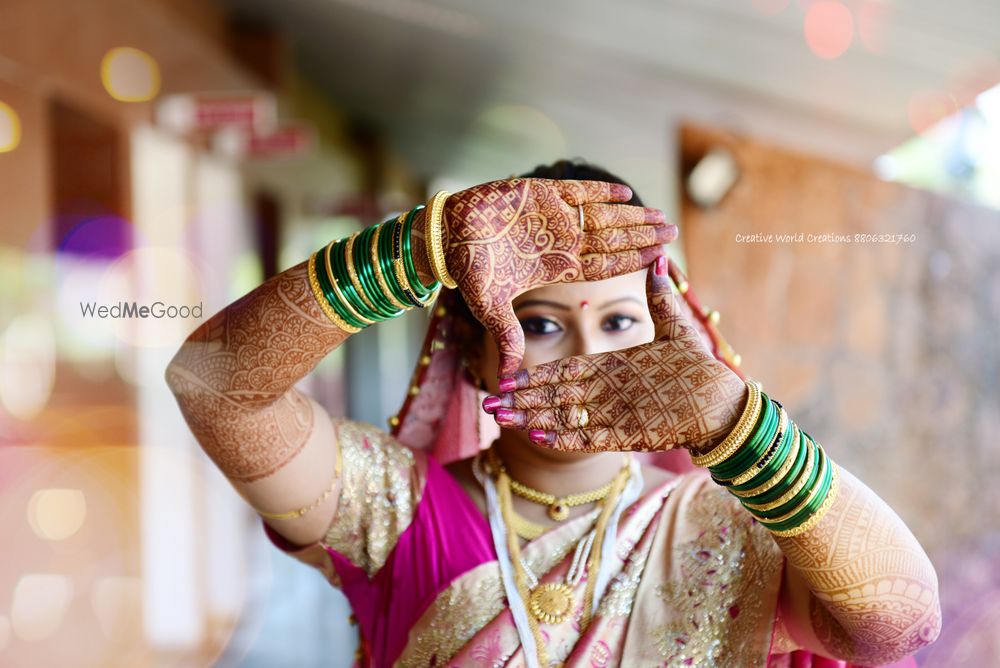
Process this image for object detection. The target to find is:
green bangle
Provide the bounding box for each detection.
[401,206,439,297]
[735,426,809,503]
[331,238,383,322]
[315,243,371,328]
[758,448,835,532]
[711,395,777,480]
[726,410,794,489]
[354,226,402,318]
[378,218,415,306]
[750,442,825,520]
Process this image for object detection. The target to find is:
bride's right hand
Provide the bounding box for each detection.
[432,177,677,378]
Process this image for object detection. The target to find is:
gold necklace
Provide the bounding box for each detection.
[487,447,616,521]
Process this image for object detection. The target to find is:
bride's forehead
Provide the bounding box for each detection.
[513,271,647,306]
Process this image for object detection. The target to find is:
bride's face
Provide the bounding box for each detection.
[476,270,656,395]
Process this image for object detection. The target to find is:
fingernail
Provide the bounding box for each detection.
[655,255,667,276]
[529,429,547,443]
[495,408,514,423]
[498,377,516,393]
[482,396,501,413]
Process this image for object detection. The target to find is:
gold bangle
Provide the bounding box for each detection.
[750,443,827,523]
[324,240,375,326]
[720,407,789,486]
[425,190,457,289]
[370,224,409,310]
[745,433,817,512]
[344,233,379,314]
[258,433,343,520]
[307,252,360,334]
[691,380,763,467]
[768,464,840,538]
[393,258,437,307]
[731,423,802,500]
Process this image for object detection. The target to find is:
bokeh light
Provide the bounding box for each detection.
[0,100,21,153]
[100,47,160,103]
[11,574,74,642]
[803,1,854,60]
[0,313,56,420]
[27,489,88,541]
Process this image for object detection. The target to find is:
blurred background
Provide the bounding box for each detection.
[1,0,999,665]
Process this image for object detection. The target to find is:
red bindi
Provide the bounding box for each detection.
[579,300,589,310]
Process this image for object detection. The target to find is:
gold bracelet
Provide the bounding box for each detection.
[324,240,375,326]
[307,252,360,334]
[344,232,380,314]
[258,434,343,520]
[425,190,457,289]
[691,380,763,468]
[768,464,840,538]
[370,223,410,310]
[731,423,802,500]
[721,407,789,486]
[744,433,817,513]
[750,444,827,524]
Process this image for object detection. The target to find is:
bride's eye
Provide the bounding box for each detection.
[602,314,637,332]
[521,316,562,336]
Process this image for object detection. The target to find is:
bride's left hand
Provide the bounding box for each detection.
[485,256,747,453]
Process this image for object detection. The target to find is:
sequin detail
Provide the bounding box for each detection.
[322,418,425,576]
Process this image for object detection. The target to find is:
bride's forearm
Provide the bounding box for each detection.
[774,466,942,665]
[164,259,352,483]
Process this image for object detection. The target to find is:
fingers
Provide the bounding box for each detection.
[645,255,692,341]
[554,179,633,206]
[581,203,666,230]
[486,302,526,379]
[493,405,599,431]
[580,244,665,281]
[525,428,625,453]
[498,354,605,392]
[488,381,589,411]
[581,224,677,255]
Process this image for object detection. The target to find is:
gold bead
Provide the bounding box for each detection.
[419,354,431,366]
[435,305,446,317]
[732,353,742,367]
[677,280,689,294]
[388,415,400,427]
[707,309,720,325]
[408,385,420,396]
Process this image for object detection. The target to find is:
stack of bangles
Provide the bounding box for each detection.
[691,379,840,537]
[306,197,452,333]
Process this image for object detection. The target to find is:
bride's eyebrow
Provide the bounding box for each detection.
[514,300,570,312]
[599,297,645,310]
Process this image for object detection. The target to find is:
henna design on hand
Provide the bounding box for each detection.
[165,260,350,482]
[776,467,941,664]
[487,256,745,453]
[425,178,676,378]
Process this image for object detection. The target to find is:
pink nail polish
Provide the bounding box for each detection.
[655,255,667,276]
[495,408,514,423]
[482,396,501,413]
[529,429,547,443]
[498,377,517,393]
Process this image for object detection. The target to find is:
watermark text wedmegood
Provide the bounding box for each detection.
[80,301,203,319]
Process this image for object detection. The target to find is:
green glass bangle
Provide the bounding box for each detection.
[378,218,415,306]
[751,443,825,520]
[736,426,810,503]
[725,411,794,490]
[759,448,834,532]
[354,226,401,318]
[401,205,439,297]
[383,217,426,307]
[711,395,778,480]
[331,238,384,322]
[314,246,369,329]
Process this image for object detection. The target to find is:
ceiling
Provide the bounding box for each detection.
[215,0,1000,207]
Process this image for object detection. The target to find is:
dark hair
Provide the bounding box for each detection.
[451,159,644,364]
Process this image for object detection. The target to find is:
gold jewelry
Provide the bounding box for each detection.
[488,448,617,521]
[257,436,343,520]
[344,233,379,314]
[769,464,840,538]
[751,442,825,522]
[509,509,548,541]
[578,204,585,232]
[370,224,409,310]
[528,583,575,625]
[307,252,360,334]
[324,241,375,326]
[731,423,802,500]
[425,190,457,288]
[575,405,590,430]
[745,431,817,512]
[691,379,763,467]
[719,407,788,486]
